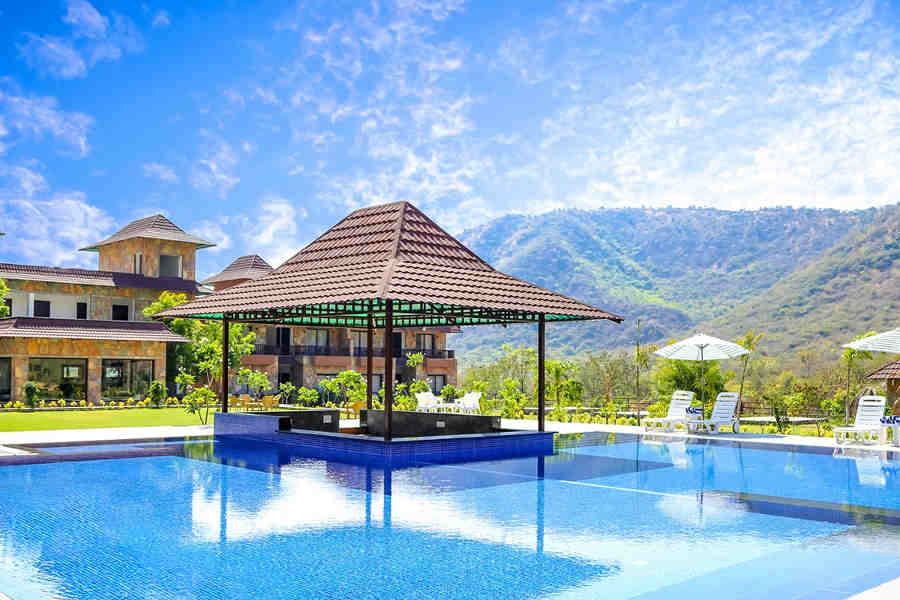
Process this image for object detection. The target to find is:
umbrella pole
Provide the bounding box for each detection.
[700,346,706,416]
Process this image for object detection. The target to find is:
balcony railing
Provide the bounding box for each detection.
[253,344,456,360]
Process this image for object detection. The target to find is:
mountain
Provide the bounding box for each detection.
[451,205,892,364]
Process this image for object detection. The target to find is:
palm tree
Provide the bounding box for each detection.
[735,330,763,416]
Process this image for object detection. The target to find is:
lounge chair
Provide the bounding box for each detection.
[415,392,440,412]
[691,392,740,434]
[835,395,887,445]
[457,392,482,414]
[643,390,695,433]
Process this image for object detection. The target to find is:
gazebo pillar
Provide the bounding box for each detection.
[221,316,229,413]
[538,314,545,432]
[383,300,394,441]
[366,310,374,410]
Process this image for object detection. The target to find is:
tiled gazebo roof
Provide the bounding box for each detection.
[156,202,622,327]
[0,318,189,342]
[202,255,274,285]
[81,214,215,251]
[868,359,900,380]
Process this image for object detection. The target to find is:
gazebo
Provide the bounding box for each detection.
[157,201,622,440]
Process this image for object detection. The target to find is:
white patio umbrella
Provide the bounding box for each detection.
[843,328,900,354]
[654,333,750,409]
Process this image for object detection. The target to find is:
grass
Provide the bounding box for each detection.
[0,408,214,432]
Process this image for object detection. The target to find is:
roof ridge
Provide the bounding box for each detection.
[378,202,408,296]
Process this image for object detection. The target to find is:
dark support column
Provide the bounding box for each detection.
[367,310,374,410]
[222,316,230,413]
[537,314,545,432]
[384,299,394,441]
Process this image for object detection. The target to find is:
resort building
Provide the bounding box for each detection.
[0,215,211,405]
[203,255,460,394]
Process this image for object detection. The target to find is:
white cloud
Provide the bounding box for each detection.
[152,10,171,28]
[63,0,109,39]
[194,218,232,254]
[240,197,306,266]
[0,83,93,157]
[17,34,87,79]
[18,2,143,79]
[0,165,113,267]
[191,139,239,198]
[142,161,179,183]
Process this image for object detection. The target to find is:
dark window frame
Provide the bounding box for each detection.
[111,304,129,321]
[76,302,87,320]
[33,299,50,318]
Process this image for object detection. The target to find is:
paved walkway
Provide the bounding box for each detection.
[0,425,213,453]
[502,418,900,452]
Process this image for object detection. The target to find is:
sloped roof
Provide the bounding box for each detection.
[81,214,215,251]
[868,359,900,380]
[156,202,623,327]
[0,262,203,293]
[202,255,274,285]
[0,318,189,342]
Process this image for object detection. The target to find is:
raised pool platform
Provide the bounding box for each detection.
[214,410,554,464]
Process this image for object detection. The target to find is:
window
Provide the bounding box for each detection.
[3,298,11,316]
[159,254,181,278]
[352,330,368,350]
[275,327,291,347]
[33,300,50,318]
[28,358,88,400]
[305,328,328,349]
[112,304,129,321]
[416,333,435,350]
[427,374,447,394]
[76,302,87,320]
[102,359,153,399]
[132,253,143,275]
[0,358,10,403]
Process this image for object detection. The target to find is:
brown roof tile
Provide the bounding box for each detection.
[202,255,274,285]
[81,214,215,251]
[868,359,900,380]
[156,202,622,324]
[0,318,189,342]
[0,262,204,294]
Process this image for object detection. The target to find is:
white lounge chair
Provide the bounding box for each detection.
[457,392,482,414]
[643,390,695,433]
[835,395,887,445]
[415,392,440,412]
[691,392,740,434]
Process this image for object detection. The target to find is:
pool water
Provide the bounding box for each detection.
[2,433,900,599]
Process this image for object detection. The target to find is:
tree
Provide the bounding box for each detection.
[633,320,657,410]
[543,359,577,407]
[841,331,876,425]
[176,371,214,425]
[278,381,297,403]
[735,330,763,415]
[148,379,167,409]
[655,359,729,415]
[0,278,8,318]
[321,370,367,409]
[144,292,255,396]
[237,368,270,401]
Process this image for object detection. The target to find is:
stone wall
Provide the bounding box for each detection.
[97,238,198,280]
[6,279,164,321]
[0,337,166,403]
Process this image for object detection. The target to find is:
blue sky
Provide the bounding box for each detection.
[0,0,897,278]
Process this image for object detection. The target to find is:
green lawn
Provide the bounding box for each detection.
[0,408,214,432]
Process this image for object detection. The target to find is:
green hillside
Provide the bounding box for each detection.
[451,205,889,363]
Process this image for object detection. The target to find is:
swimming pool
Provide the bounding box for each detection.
[1,432,899,599]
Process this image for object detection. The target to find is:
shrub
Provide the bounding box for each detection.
[627,417,638,426]
[647,400,667,418]
[79,400,87,407]
[23,381,41,409]
[616,417,629,425]
[166,397,178,407]
[148,380,167,409]
[296,387,319,407]
[440,385,460,401]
